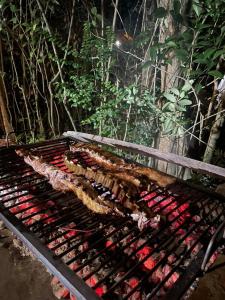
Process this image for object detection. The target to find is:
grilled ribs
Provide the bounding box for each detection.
[15,149,121,216]
[64,151,148,200]
[64,150,155,219]
[69,143,176,188]
[15,149,156,223]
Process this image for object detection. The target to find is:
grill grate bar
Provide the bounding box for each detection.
[31,203,88,234]
[90,195,210,292]
[0,179,48,202]
[146,210,224,299]
[57,219,131,260]
[72,224,140,274]
[26,198,85,229]
[122,202,224,299]
[6,190,59,211]
[0,174,45,193]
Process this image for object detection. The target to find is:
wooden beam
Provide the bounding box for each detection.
[63,131,225,180]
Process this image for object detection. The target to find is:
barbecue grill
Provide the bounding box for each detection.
[1,133,225,300]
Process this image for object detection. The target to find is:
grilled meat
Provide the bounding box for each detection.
[70,143,176,188]
[15,149,120,216]
[64,150,155,219]
[64,151,147,200]
[16,149,155,222]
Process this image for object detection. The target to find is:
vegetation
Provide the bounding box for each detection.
[0,0,225,176]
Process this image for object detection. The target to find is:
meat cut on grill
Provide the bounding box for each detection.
[15,149,118,216]
[64,151,155,220]
[64,150,148,199]
[69,143,176,188]
[15,148,156,224]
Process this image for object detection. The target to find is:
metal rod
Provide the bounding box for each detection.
[201,219,225,272]
[0,206,99,300]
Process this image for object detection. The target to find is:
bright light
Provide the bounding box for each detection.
[115,40,122,47]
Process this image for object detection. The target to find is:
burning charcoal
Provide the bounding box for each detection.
[162,265,180,289]
[51,278,70,299]
[70,293,77,300]
[143,257,156,271]
[114,271,125,283]
[105,239,116,251]
[151,266,163,284]
[85,274,107,297]
[124,277,142,300]
[2,141,223,300]
[167,254,177,264]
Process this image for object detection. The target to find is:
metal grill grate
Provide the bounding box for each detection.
[0,138,225,300]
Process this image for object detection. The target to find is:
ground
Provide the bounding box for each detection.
[0,225,56,300]
[190,255,225,300]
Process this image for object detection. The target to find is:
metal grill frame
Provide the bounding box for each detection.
[0,137,225,300]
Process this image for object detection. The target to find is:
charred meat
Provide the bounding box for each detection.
[15,149,156,222]
[69,143,176,188]
[15,149,120,216]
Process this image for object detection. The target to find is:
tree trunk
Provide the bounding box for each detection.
[0,39,15,141]
[156,0,189,177]
[0,77,15,140]
[203,94,225,163]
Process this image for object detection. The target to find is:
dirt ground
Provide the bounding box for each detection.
[0,226,56,300]
[1,223,225,300]
[190,255,225,300]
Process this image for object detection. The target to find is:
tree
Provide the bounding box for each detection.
[0,38,15,140]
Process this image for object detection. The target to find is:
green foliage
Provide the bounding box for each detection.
[160,82,193,136]
[1,0,225,154]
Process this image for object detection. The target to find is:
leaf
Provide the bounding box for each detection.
[179,99,192,106]
[170,88,180,96]
[91,7,97,15]
[163,92,177,102]
[0,0,6,9]
[208,70,224,78]
[162,102,175,112]
[182,82,192,92]
[213,49,224,60]
[182,30,193,43]
[180,91,185,98]
[154,7,167,18]
[177,105,186,112]
[193,84,201,93]
[203,48,216,59]
[132,86,138,95]
[164,118,173,132]
[193,1,202,17]
[149,47,157,60]
[92,20,97,27]
[166,41,177,48]
[10,3,16,12]
[193,58,208,64]
[175,49,188,61]
[170,10,183,23]
[96,14,102,22]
